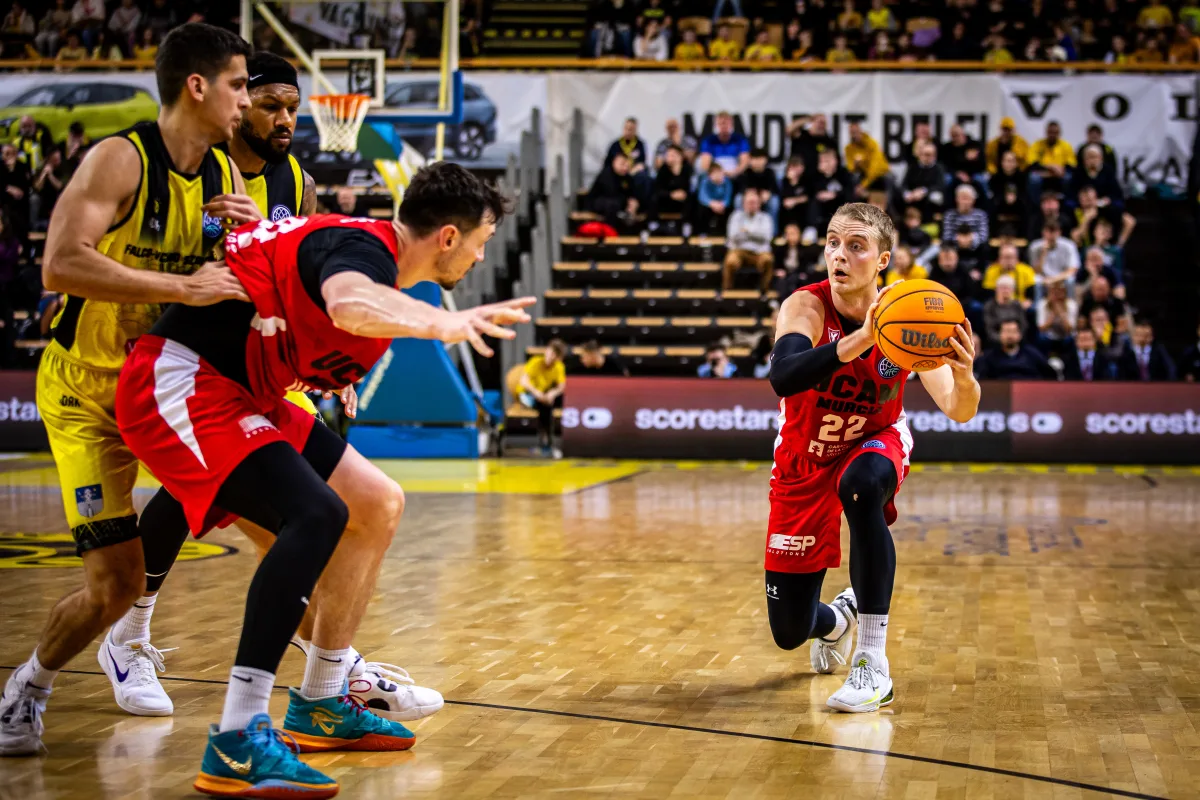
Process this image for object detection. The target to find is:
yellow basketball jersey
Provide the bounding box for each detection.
[239,153,304,221]
[50,121,235,371]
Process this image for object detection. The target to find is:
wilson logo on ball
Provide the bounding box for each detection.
[901,329,952,350]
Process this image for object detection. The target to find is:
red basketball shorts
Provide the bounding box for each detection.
[765,422,912,573]
[116,335,317,536]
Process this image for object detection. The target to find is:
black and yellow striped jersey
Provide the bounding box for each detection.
[50,121,235,371]
[230,149,304,221]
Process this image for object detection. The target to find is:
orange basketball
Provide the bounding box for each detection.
[872,279,965,372]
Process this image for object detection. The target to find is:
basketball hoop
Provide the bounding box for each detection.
[310,94,372,153]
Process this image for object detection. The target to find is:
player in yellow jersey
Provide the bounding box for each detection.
[0,23,256,756]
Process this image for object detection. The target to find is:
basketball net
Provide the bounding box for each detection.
[310,94,372,153]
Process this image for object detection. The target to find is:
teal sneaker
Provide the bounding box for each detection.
[282,689,416,753]
[193,713,338,798]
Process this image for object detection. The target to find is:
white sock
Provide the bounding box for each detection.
[821,604,849,642]
[15,650,58,692]
[290,635,311,656]
[111,594,157,645]
[219,666,275,732]
[301,646,351,700]
[345,646,365,679]
[856,613,889,673]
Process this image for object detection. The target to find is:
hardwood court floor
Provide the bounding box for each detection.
[0,456,1198,799]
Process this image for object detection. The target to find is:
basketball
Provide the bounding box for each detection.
[872,280,965,372]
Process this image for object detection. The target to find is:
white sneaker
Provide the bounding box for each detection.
[826,651,893,713]
[97,632,174,717]
[810,587,858,674]
[348,661,444,722]
[0,672,48,756]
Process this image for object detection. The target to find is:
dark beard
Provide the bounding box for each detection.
[238,120,290,165]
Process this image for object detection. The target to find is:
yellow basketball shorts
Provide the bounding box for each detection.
[285,390,318,415]
[36,345,140,554]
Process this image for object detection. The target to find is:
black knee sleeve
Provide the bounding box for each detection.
[765,569,836,650]
[838,453,898,616]
[139,488,193,594]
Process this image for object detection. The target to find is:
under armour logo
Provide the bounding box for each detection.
[766,584,779,598]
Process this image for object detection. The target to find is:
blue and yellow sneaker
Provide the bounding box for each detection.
[194,713,338,799]
[282,690,416,753]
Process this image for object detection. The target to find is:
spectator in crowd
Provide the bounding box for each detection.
[696,162,734,233]
[334,186,364,217]
[0,210,21,368]
[984,34,1015,63]
[837,0,863,31]
[674,28,706,60]
[943,124,987,190]
[588,152,642,228]
[1071,185,1136,248]
[1028,191,1075,240]
[929,245,982,309]
[826,33,857,62]
[938,21,981,60]
[697,111,750,177]
[519,339,567,458]
[1062,326,1114,381]
[61,121,90,178]
[843,121,889,199]
[1179,322,1200,382]
[637,0,668,30]
[55,30,87,66]
[708,24,742,60]
[868,31,896,59]
[1106,32,1132,62]
[70,0,106,49]
[1037,281,1079,348]
[31,148,64,230]
[654,118,697,169]
[0,143,30,237]
[782,18,804,58]
[773,223,816,298]
[1091,217,1125,277]
[1027,121,1075,201]
[809,149,854,233]
[951,224,988,276]
[976,319,1056,379]
[1117,319,1177,381]
[1079,274,1130,332]
[745,29,783,61]
[883,245,927,286]
[91,28,122,60]
[108,0,141,53]
[14,117,53,174]
[788,113,837,172]
[1070,145,1124,210]
[901,143,946,223]
[653,144,691,217]
[941,184,989,249]
[865,0,897,32]
[134,26,158,60]
[1138,0,1174,29]
[986,116,1029,173]
[899,205,932,252]
[1076,123,1117,173]
[990,152,1028,238]
[584,0,634,57]
[984,243,1038,304]
[777,156,813,237]
[605,117,647,173]
[1029,221,1080,295]
[905,124,937,171]
[35,0,71,56]
[1076,246,1125,301]
[633,19,669,60]
[145,0,177,42]
[568,340,630,376]
[4,2,34,37]
[791,29,817,61]
[698,343,737,378]
[723,190,775,291]
[983,275,1028,344]
[737,148,779,215]
[1086,306,1122,357]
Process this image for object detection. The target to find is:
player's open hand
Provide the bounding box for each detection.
[438,297,537,357]
[944,318,976,377]
[202,194,263,226]
[338,384,358,419]
[864,282,896,341]
[181,260,250,306]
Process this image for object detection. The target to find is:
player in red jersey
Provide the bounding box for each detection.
[114,162,534,797]
[766,202,980,713]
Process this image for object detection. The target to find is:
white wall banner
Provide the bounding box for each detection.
[1001,74,1198,190]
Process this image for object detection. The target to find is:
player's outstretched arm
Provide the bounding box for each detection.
[323,271,536,357]
[44,138,248,306]
[918,318,980,423]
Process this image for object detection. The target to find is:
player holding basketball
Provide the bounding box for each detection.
[766,203,979,712]
[115,162,532,797]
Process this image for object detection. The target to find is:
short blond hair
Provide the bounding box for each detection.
[830,202,896,255]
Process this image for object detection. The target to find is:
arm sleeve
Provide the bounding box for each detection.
[768,332,843,397]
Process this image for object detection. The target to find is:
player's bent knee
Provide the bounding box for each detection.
[837,454,895,509]
[378,481,405,531]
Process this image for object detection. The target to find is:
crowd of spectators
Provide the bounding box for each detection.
[584,0,1200,64]
[583,108,1198,382]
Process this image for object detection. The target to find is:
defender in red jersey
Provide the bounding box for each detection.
[765,203,980,714]
[115,162,534,797]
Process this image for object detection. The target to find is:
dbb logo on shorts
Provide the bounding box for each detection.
[877,357,900,379]
[767,534,817,554]
[861,439,885,449]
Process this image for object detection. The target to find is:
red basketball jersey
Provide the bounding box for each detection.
[223,214,396,398]
[774,280,911,467]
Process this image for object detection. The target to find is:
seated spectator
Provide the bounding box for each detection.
[1028,191,1075,241]
[674,28,706,60]
[737,148,780,216]
[1106,33,1132,63]
[55,31,87,65]
[696,162,734,234]
[35,0,70,57]
[809,149,854,233]
[943,124,987,190]
[777,156,813,236]
[864,0,897,32]
[929,245,983,309]
[903,123,935,172]
[788,114,838,172]
[1070,146,1124,211]
[519,340,567,458]
[901,143,946,223]
[745,29,783,61]
[790,28,817,61]
[1117,319,1176,381]
[606,117,648,173]
[584,0,634,57]
[1076,246,1125,302]
[984,34,1015,63]
[883,246,927,286]
[1076,123,1117,173]
[938,21,980,60]
[697,111,750,177]
[567,340,630,376]
[1062,326,1115,381]
[975,319,1056,379]
[952,224,989,277]
[941,184,989,249]
[984,243,1038,304]
[1029,222,1080,296]
[653,144,692,217]
[982,275,1028,344]
[723,191,776,291]
[14,116,53,174]
[781,19,802,57]
[899,206,932,252]
[826,34,857,62]
[31,148,64,230]
[837,0,863,31]
[1071,185,1136,249]
[134,27,158,61]
[844,122,889,199]
[773,223,817,298]
[1179,322,1200,382]
[1079,275,1130,332]
[986,117,1029,174]
[1134,30,1169,61]
[1027,121,1075,201]
[698,344,737,378]
[2,3,34,40]
[0,143,31,236]
[1138,0,1174,29]
[708,24,743,60]
[145,0,178,41]
[1037,281,1079,347]
[1091,217,1125,278]
[633,19,669,60]
[868,31,896,59]
[895,31,921,61]
[109,0,141,53]
[70,0,105,48]
[654,118,698,170]
[92,29,122,60]
[990,153,1028,238]
[588,153,642,227]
